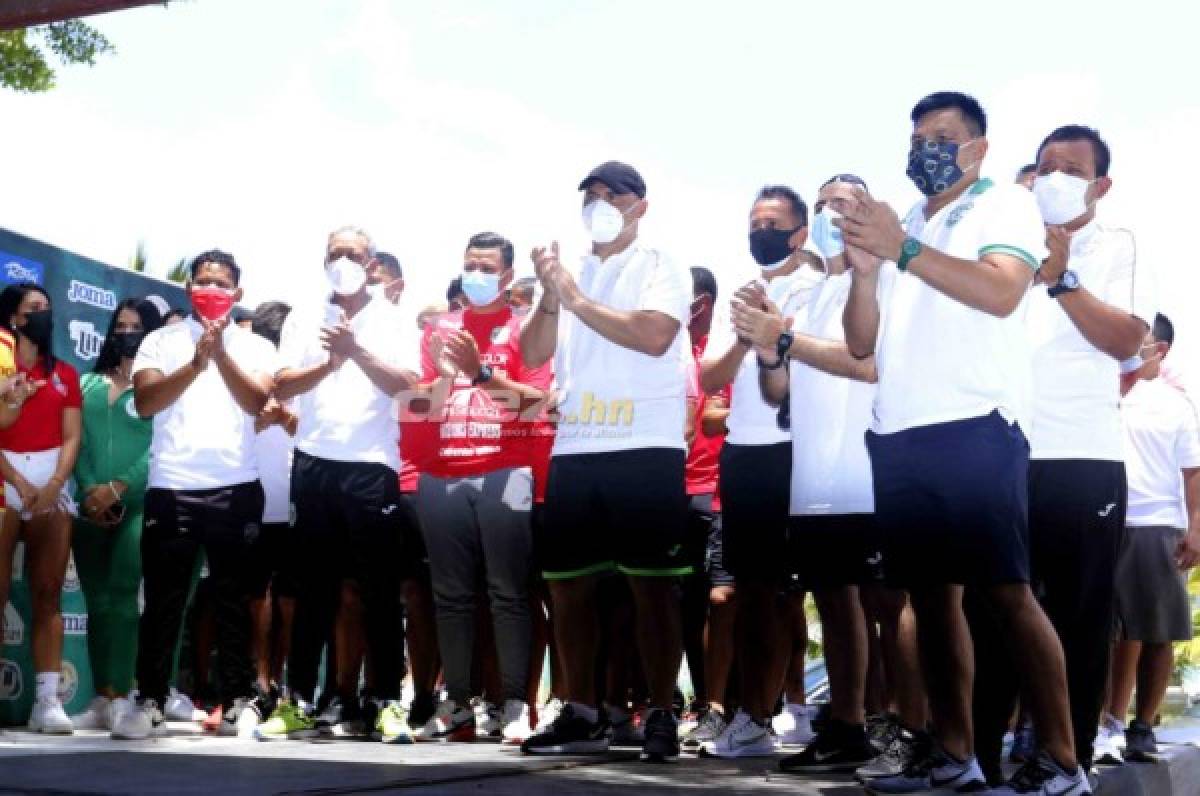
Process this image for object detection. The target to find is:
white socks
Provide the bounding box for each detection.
[35,672,59,702]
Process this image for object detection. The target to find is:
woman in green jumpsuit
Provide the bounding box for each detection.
[70,298,162,729]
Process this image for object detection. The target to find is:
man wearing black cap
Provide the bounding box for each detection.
[519,161,693,763]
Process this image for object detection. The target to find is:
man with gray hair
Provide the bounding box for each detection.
[269,226,422,741]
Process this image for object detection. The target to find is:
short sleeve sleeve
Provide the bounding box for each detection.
[1176,395,1200,470]
[1100,229,1157,326]
[388,315,422,375]
[637,251,690,324]
[276,310,307,371]
[132,327,165,376]
[61,364,82,409]
[977,184,1049,270]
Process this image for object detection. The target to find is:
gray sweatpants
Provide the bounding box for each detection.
[416,467,533,705]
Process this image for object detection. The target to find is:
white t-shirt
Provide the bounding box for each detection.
[552,243,691,456]
[133,318,277,490]
[872,179,1048,434]
[255,421,294,524]
[1122,378,1200,528]
[1027,222,1156,461]
[278,294,420,471]
[790,271,876,515]
[704,265,822,446]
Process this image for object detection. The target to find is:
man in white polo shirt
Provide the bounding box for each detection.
[841,92,1089,795]
[115,250,276,740]
[519,161,691,764]
[1106,315,1200,763]
[696,184,821,758]
[274,226,421,741]
[970,125,1156,781]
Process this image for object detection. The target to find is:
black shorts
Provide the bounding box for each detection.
[397,492,430,582]
[720,442,791,582]
[866,411,1031,588]
[290,451,413,584]
[789,514,878,590]
[541,448,691,579]
[686,493,732,587]
[246,522,297,599]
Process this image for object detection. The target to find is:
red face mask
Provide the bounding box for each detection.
[190,285,236,322]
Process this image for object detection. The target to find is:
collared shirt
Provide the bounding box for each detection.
[279,294,420,472]
[551,243,691,456]
[872,179,1048,434]
[790,271,876,515]
[133,318,276,490]
[704,265,822,446]
[1026,221,1156,461]
[1123,378,1200,528]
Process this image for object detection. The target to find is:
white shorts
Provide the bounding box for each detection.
[3,448,78,520]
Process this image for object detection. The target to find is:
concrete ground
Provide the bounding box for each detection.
[0,721,1198,795]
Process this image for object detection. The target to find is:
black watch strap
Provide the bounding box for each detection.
[472,364,493,385]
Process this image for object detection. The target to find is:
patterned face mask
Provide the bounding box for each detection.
[906,139,971,196]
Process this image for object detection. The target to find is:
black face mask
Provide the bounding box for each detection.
[111,331,145,359]
[748,226,800,267]
[19,309,53,349]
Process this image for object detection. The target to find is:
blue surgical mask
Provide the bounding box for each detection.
[906,139,972,196]
[809,208,844,260]
[461,270,502,306]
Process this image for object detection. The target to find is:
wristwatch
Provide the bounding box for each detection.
[897,237,922,272]
[758,331,793,371]
[1047,269,1080,298]
[471,364,494,385]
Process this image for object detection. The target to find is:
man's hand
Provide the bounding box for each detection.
[1177,530,1200,570]
[844,241,884,278]
[1040,226,1071,285]
[532,242,581,310]
[26,477,64,516]
[428,334,460,380]
[320,322,362,360]
[192,324,220,371]
[205,317,230,364]
[255,398,284,433]
[731,297,788,352]
[444,330,483,380]
[837,194,907,262]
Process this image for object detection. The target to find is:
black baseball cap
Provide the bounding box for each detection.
[578,161,647,199]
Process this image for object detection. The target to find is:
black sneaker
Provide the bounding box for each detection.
[640,708,680,763]
[856,721,918,781]
[682,708,727,751]
[314,695,357,737]
[409,690,436,730]
[1125,719,1160,763]
[990,751,1090,795]
[249,683,280,725]
[521,703,611,755]
[780,719,877,774]
[811,702,832,736]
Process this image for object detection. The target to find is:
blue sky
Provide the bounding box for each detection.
[2,0,1198,381]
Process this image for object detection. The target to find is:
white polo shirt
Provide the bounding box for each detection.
[790,271,876,515]
[279,294,420,471]
[1026,222,1156,461]
[704,265,822,446]
[133,318,277,490]
[552,243,691,456]
[1122,378,1200,529]
[872,179,1047,434]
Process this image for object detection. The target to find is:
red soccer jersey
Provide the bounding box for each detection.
[405,308,553,481]
[0,358,82,453]
[685,337,728,500]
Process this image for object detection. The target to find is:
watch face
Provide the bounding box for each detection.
[903,238,922,256]
[1063,271,1079,288]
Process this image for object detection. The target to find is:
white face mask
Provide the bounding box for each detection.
[1032,171,1093,225]
[461,270,503,306]
[809,208,845,260]
[327,256,367,296]
[582,199,631,244]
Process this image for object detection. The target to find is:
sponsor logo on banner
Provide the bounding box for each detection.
[3,603,23,646]
[0,659,22,701]
[63,556,80,593]
[58,661,78,704]
[67,279,118,311]
[0,251,44,285]
[69,320,105,361]
[63,613,88,635]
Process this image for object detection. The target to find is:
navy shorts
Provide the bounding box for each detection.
[865,411,1031,588]
[541,448,691,579]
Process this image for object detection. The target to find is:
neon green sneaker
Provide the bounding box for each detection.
[376,700,414,744]
[254,700,317,741]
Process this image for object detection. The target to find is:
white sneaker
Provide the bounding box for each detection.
[1093,713,1124,765]
[111,699,167,740]
[987,751,1092,795]
[107,697,133,730]
[473,699,501,737]
[416,699,476,742]
[536,698,564,732]
[165,688,205,722]
[500,699,532,744]
[218,697,262,738]
[29,697,74,734]
[71,696,112,730]
[772,701,815,747]
[866,737,985,793]
[699,710,778,758]
[608,705,645,745]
